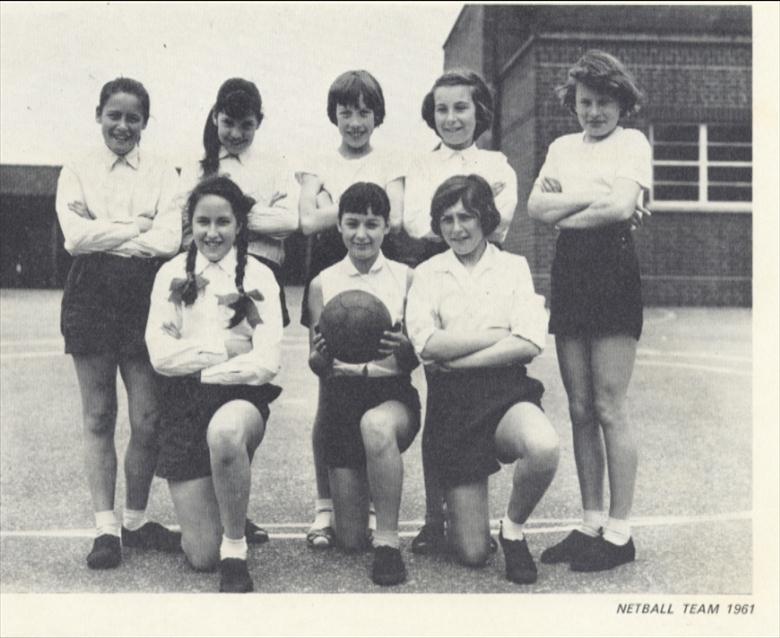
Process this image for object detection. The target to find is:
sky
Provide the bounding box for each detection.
[0,1,464,168]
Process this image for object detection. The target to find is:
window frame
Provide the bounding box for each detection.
[649,123,752,213]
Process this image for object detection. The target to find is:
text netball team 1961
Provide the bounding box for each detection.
[55,50,652,592]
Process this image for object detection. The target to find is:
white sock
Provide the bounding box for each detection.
[95,510,120,538]
[371,530,400,549]
[122,508,147,532]
[578,509,603,538]
[603,517,631,546]
[368,502,377,531]
[220,534,248,561]
[500,513,525,541]
[311,498,333,529]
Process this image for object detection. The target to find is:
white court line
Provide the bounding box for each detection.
[636,359,751,377]
[1,350,64,360]
[638,348,751,363]
[0,511,751,540]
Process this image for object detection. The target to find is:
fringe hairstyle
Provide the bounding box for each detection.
[201,78,264,177]
[181,176,257,328]
[429,174,501,238]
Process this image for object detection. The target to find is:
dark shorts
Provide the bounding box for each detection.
[321,374,421,469]
[422,366,545,489]
[155,375,282,482]
[60,253,163,357]
[249,254,290,327]
[549,225,643,341]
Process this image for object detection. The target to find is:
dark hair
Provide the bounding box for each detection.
[326,70,385,127]
[421,69,494,142]
[556,50,642,117]
[182,176,257,328]
[201,78,264,176]
[338,182,391,222]
[430,174,501,237]
[96,77,150,123]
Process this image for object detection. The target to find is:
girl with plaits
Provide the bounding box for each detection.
[146,176,283,592]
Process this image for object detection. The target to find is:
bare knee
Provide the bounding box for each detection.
[83,407,117,438]
[593,395,626,431]
[454,541,489,568]
[183,539,219,572]
[568,396,595,428]
[525,429,560,474]
[207,420,245,460]
[360,412,395,457]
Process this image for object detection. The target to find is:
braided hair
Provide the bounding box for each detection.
[181,176,256,328]
[200,78,264,177]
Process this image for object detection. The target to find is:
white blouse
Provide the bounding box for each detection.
[297,147,403,203]
[55,145,181,258]
[403,144,518,243]
[406,244,547,363]
[146,248,282,386]
[318,253,409,377]
[534,127,652,198]
[179,146,298,264]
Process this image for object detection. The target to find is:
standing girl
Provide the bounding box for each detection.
[298,70,403,548]
[527,50,651,571]
[406,174,558,584]
[401,69,517,266]
[56,77,182,569]
[181,77,297,328]
[403,69,518,553]
[146,176,283,593]
[180,78,296,543]
[307,182,420,586]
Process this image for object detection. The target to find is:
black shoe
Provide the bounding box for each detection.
[122,521,182,553]
[245,519,270,545]
[87,534,121,569]
[219,558,254,593]
[540,530,599,564]
[499,531,537,584]
[411,523,446,555]
[371,546,407,586]
[570,536,635,572]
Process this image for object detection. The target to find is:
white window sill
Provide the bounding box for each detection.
[649,201,752,214]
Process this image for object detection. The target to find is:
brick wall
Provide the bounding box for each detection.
[495,34,752,306]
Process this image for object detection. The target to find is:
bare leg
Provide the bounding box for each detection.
[72,353,119,513]
[207,401,265,540]
[168,477,222,571]
[312,380,331,500]
[422,458,446,525]
[446,481,491,567]
[361,400,417,536]
[495,402,560,525]
[329,466,369,551]
[119,354,161,511]
[590,335,638,520]
[556,336,604,513]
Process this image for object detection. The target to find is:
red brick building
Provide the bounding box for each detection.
[443,5,752,305]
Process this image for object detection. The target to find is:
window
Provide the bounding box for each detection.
[650,124,752,211]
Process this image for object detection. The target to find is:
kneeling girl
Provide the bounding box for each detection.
[146,176,283,593]
[307,182,420,586]
[406,174,559,584]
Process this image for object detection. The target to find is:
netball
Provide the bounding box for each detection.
[318,289,392,363]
